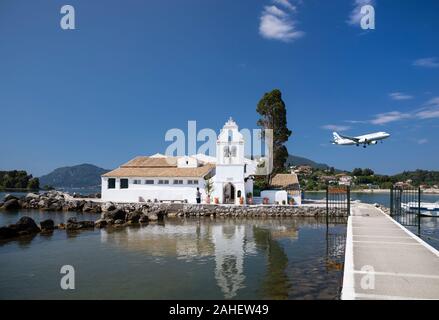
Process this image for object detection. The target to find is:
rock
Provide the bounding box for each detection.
[0,226,18,239]
[94,219,107,228]
[101,208,126,221]
[58,223,66,230]
[49,201,63,211]
[66,218,95,230]
[126,211,141,223]
[25,193,40,200]
[11,216,41,235]
[40,219,55,231]
[114,219,124,225]
[82,201,94,212]
[147,212,158,221]
[139,214,149,223]
[102,202,116,212]
[66,218,79,230]
[91,203,102,213]
[81,201,102,213]
[2,199,20,210]
[3,194,18,202]
[78,221,95,228]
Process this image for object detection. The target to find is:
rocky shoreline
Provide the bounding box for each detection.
[0,191,346,241]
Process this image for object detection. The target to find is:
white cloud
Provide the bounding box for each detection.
[273,0,297,11]
[347,0,374,26]
[413,57,439,68]
[389,92,413,101]
[356,96,439,125]
[321,125,351,132]
[264,5,288,17]
[259,2,304,42]
[370,111,411,125]
[417,138,428,145]
[416,97,439,119]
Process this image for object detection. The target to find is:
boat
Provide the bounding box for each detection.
[419,211,439,217]
[401,201,439,217]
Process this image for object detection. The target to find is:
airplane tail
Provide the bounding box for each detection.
[332,132,342,143]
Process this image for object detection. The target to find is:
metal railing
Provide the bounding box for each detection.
[390,186,421,235]
[326,186,351,226]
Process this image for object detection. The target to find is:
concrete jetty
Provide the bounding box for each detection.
[342,203,439,300]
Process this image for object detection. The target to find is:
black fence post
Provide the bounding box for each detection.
[326,186,329,227]
[347,186,351,216]
[390,186,394,216]
[418,186,421,236]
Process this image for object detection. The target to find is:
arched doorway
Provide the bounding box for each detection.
[223,183,235,204]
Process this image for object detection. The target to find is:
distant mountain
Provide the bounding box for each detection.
[39,164,110,188]
[286,154,331,170]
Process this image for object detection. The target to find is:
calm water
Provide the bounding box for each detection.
[0,209,346,299]
[2,190,439,300]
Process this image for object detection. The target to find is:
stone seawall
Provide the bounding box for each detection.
[0,191,346,218]
[0,191,348,241]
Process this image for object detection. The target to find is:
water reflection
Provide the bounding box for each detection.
[98,218,342,299]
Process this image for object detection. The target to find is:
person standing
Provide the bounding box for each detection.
[196,187,201,204]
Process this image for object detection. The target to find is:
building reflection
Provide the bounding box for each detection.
[99,219,306,299]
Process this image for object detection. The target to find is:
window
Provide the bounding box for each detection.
[108,178,115,189]
[120,179,128,189]
[144,180,154,185]
[158,180,169,185]
[223,146,230,158]
[231,146,237,157]
[188,180,199,185]
[133,179,142,184]
[173,180,183,185]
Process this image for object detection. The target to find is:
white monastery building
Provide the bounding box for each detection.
[102,118,258,204]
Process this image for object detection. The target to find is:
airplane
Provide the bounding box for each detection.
[332,131,390,148]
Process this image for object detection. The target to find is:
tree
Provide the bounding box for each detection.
[352,168,363,176]
[27,178,40,190]
[204,177,214,199]
[256,89,292,180]
[362,168,374,176]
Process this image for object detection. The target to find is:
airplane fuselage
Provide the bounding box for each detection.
[332,131,390,147]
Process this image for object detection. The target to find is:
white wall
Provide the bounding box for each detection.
[177,156,199,168]
[260,190,288,205]
[101,177,206,203]
[244,179,254,197]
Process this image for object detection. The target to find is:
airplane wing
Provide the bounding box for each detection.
[339,134,360,142]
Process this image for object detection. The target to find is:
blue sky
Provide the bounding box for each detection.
[0,0,438,176]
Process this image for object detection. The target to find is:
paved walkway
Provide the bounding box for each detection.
[342,203,439,300]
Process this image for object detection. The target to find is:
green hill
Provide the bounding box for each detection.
[39,164,110,188]
[286,154,331,170]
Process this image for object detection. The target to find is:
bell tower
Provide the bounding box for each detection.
[213,117,246,204]
[216,117,244,165]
